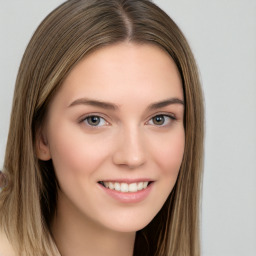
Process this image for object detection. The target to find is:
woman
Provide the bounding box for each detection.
[0,0,204,255]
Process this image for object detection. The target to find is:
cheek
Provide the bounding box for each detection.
[150,128,185,177]
[47,123,111,178]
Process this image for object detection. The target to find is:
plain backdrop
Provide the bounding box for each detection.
[0,1,256,255]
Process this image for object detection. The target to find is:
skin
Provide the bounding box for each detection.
[37,42,185,256]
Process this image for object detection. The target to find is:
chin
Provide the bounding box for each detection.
[96,209,159,233]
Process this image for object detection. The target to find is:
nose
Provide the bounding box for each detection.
[112,126,146,169]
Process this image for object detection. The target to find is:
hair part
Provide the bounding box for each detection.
[0,1,204,255]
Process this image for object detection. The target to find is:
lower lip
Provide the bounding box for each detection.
[99,183,153,203]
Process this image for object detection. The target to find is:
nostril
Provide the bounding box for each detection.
[112,151,146,169]
[112,131,146,168]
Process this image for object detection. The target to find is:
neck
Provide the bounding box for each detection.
[51,191,135,256]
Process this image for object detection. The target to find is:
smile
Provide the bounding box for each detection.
[98,181,151,193]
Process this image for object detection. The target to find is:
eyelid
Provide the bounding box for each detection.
[146,113,176,126]
[79,113,110,127]
[146,112,176,121]
[78,112,176,127]
[79,112,108,122]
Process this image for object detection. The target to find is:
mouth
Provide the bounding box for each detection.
[98,181,153,193]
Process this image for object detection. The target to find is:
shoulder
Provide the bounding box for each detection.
[0,228,16,256]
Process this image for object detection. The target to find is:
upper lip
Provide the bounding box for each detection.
[98,179,154,184]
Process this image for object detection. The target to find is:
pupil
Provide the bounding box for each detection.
[88,116,100,125]
[154,115,164,125]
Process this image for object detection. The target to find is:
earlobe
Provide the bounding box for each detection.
[36,130,51,161]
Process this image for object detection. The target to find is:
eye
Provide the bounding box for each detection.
[147,114,174,126]
[82,115,108,127]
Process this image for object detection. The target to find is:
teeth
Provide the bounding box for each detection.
[114,182,121,191]
[137,182,143,191]
[109,182,114,189]
[102,181,150,192]
[143,182,148,189]
[128,183,137,192]
[121,183,129,192]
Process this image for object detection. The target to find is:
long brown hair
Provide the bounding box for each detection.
[0,0,204,255]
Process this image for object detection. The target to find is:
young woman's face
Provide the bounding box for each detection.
[39,43,185,233]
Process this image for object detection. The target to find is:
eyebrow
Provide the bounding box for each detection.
[147,98,184,110]
[68,98,118,110]
[68,97,184,110]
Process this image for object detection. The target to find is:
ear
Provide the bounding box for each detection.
[36,128,51,161]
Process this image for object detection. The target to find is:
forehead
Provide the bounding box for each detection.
[54,42,183,107]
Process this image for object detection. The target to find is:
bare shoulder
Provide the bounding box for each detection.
[0,228,16,256]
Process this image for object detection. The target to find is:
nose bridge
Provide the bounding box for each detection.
[112,124,146,168]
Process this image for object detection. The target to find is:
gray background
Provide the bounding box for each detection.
[0,1,256,255]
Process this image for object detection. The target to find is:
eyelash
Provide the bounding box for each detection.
[80,113,176,128]
[80,115,109,127]
[146,114,176,127]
